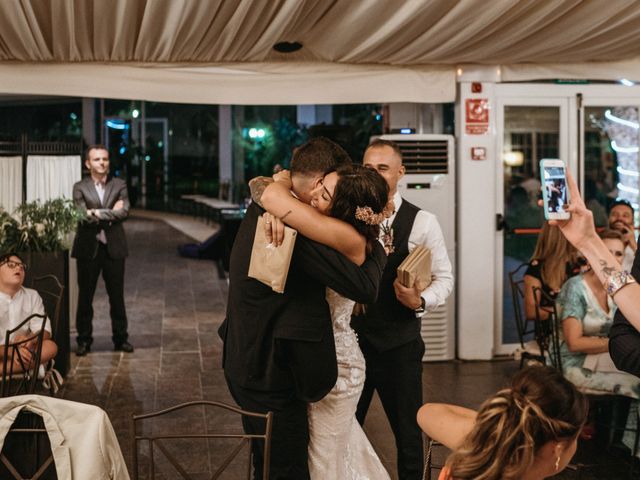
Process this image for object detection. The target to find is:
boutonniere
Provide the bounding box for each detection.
[381,221,395,255]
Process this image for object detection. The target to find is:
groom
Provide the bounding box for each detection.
[219,137,387,480]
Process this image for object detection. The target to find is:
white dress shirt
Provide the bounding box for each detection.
[622,244,635,273]
[383,192,454,314]
[94,180,108,244]
[0,287,51,344]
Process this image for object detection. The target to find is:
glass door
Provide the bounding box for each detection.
[495,97,571,355]
[581,103,640,227]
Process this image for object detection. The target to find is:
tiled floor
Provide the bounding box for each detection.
[58,215,636,479]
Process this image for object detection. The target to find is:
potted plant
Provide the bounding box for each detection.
[0,198,83,253]
[0,198,84,376]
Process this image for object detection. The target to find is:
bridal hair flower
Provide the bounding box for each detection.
[355,206,386,226]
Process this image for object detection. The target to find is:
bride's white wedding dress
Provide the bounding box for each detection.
[308,288,390,479]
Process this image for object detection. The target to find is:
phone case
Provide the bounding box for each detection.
[539,160,570,220]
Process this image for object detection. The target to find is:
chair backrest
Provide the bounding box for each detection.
[0,410,56,479]
[508,263,534,347]
[1,314,47,397]
[423,435,448,480]
[532,286,562,370]
[30,275,63,341]
[131,400,273,480]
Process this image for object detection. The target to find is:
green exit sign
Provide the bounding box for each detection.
[555,79,590,84]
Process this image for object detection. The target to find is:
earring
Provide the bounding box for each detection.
[554,456,560,471]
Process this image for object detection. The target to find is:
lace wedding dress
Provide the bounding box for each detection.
[308,288,390,479]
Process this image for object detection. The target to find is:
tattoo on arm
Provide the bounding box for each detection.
[249,176,274,208]
[599,260,617,277]
[280,210,293,221]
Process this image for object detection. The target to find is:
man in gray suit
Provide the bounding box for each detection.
[72,145,132,356]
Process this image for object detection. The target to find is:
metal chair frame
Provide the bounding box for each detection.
[0,411,55,479]
[509,263,546,367]
[30,275,65,396]
[1,314,47,397]
[423,436,446,480]
[131,400,273,480]
[30,275,64,342]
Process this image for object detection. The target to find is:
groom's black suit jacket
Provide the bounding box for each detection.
[219,202,386,402]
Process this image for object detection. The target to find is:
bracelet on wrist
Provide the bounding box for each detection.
[605,270,637,298]
[414,297,426,314]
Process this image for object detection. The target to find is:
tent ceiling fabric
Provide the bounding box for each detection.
[1,0,640,103]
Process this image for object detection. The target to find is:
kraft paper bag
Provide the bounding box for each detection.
[248,214,297,293]
[397,245,432,288]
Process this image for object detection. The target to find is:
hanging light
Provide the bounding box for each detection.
[503,151,524,167]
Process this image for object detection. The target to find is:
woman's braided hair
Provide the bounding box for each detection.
[446,366,588,480]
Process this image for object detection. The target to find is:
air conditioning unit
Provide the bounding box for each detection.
[379,134,456,361]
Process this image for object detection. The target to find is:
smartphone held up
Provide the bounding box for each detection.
[540,159,570,220]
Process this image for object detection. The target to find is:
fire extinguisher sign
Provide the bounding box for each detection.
[465,99,489,135]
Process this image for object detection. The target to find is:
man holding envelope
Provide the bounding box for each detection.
[219,138,387,480]
[353,139,454,480]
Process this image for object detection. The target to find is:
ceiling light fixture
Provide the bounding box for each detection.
[273,41,303,53]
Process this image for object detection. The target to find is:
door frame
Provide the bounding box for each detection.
[493,85,576,355]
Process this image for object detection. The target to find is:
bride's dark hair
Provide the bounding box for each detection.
[328,164,389,254]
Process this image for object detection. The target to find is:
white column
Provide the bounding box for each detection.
[456,81,497,359]
[218,105,233,200]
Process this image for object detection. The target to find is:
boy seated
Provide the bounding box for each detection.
[0,253,58,371]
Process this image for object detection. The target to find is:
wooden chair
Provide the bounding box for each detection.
[508,263,545,367]
[1,314,47,397]
[132,400,273,480]
[0,410,56,479]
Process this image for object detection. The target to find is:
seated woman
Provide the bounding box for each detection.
[417,365,587,480]
[557,229,640,398]
[524,221,581,322]
[0,253,58,372]
[257,163,392,478]
[549,169,640,379]
[557,229,639,452]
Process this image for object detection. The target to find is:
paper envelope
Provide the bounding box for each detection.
[248,215,297,293]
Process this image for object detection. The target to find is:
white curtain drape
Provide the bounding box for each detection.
[2,0,640,66]
[0,156,22,213]
[26,155,82,203]
[0,62,455,104]
[2,0,640,103]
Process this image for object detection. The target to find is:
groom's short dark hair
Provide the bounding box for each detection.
[290,137,352,177]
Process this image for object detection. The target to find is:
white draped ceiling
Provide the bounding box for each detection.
[1,0,640,104]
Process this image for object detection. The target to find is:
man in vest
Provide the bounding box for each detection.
[353,139,454,480]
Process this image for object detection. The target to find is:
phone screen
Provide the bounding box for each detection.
[542,164,568,216]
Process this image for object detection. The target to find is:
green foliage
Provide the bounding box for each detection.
[237,118,308,179]
[0,198,83,253]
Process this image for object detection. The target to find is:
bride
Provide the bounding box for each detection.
[258,163,391,479]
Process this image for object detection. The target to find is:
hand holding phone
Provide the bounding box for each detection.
[540,159,570,220]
